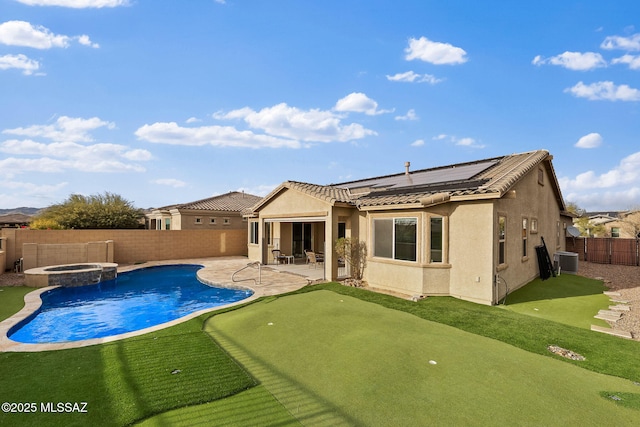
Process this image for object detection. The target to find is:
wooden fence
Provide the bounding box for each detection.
[565,237,639,266]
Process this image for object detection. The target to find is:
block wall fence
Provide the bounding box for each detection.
[0,228,248,273]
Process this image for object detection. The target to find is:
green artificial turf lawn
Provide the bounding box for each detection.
[205,290,640,425]
[0,316,257,427]
[137,385,300,426]
[499,275,611,329]
[4,275,640,426]
[0,286,31,321]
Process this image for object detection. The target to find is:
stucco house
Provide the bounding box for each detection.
[577,211,640,238]
[246,149,572,305]
[146,191,262,231]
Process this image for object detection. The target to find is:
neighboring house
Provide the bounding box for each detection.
[146,191,262,231]
[245,149,571,305]
[583,211,640,238]
[0,213,32,228]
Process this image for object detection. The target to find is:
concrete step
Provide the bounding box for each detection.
[598,309,623,317]
[591,325,633,339]
[610,304,631,312]
[610,298,630,304]
[595,310,623,322]
[604,291,621,297]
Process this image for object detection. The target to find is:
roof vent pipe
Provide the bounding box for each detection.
[405,161,410,175]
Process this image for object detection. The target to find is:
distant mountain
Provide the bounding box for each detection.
[0,207,41,216]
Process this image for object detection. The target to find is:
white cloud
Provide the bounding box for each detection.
[611,54,640,70]
[575,132,603,149]
[386,71,443,84]
[141,97,379,148]
[455,137,484,148]
[3,116,115,142]
[395,109,418,121]
[0,116,148,178]
[0,21,98,49]
[3,179,67,194]
[77,34,99,48]
[565,81,640,101]
[0,20,69,48]
[151,178,187,188]
[185,117,201,123]
[334,92,391,116]
[431,133,484,148]
[0,53,40,75]
[560,151,640,192]
[135,122,302,149]
[564,187,640,211]
[121,148,153,161]
[410,139,424,147]
[236,184,277,197]
[0,180,68,207]
[532,51,606,71]
[15,0,130,7]
[601,33,640,51]
[0,139,150,172]
[404,36,467,65]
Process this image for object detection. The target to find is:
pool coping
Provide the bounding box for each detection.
[0,258,290,352]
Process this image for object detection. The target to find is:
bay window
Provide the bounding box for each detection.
[374,217,417,261]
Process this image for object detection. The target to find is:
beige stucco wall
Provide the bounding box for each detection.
[248,187,332,265]
[247,161,565,305]
[602,212,640,238]
[173,210,247,230]
[21,240,114,271]
[361,162,565,305]
[1,228,248,271]
[447,201,495,304]
[491,163,565,300]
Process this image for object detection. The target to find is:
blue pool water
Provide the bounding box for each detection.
[9,264,253,344]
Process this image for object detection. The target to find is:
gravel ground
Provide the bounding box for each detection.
[2,262,639,338]
[577,262,640,340]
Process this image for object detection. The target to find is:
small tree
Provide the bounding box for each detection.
[620,209,640,239]
[30,192,144,229]
[574,216,606,237]
[335,237,367,282]
[28,218,64,230]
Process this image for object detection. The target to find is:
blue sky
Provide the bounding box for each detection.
[1,0,639,211]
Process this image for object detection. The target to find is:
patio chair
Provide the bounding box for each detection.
[305,250,324,269]
[272,249,287,265]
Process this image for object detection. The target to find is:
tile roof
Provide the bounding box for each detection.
[250,149,562,212]
[166,191,262,212]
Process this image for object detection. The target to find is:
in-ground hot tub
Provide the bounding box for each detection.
[24,263,118,288]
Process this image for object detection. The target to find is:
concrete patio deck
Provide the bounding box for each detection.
[0,256,323,352]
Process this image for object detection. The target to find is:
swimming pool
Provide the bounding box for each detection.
[8,264,253,344]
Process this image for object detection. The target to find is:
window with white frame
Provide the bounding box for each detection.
[522,218,528,258]
[210,218,217,225]
[373,217,417,261]
[223,218,230,225]
[195,217,202,224]
[498,215,506,265]
[430,216,443,263]
[264,222,273,245]
[249,221,259,244]
[612,227,620,238]
[165,218,171,230]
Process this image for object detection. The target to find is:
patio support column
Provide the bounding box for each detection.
[325,209,338,281]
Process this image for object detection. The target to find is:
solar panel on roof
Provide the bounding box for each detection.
[341,159,498,192]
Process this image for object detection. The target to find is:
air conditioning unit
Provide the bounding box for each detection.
[553,251,578,275]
